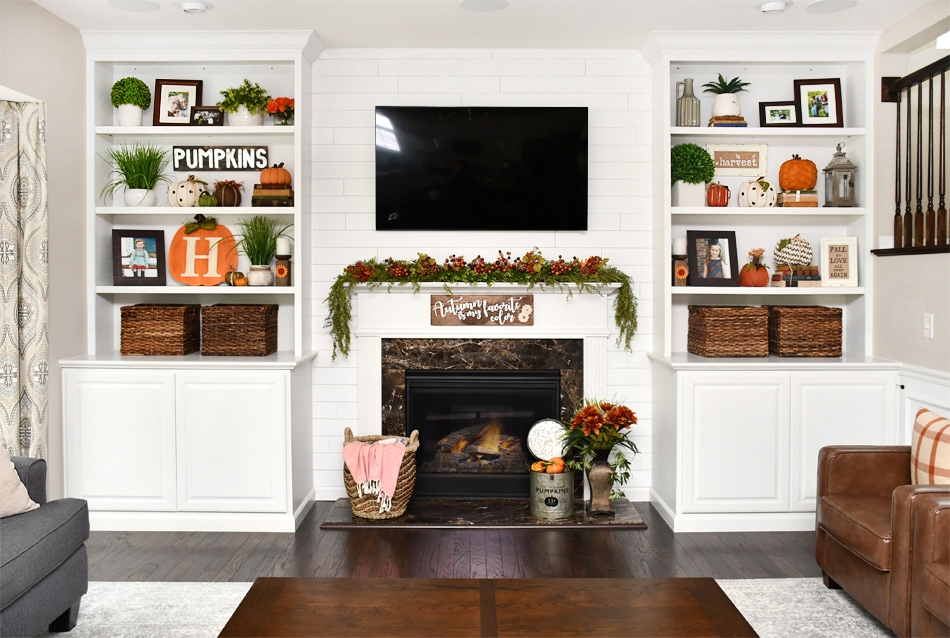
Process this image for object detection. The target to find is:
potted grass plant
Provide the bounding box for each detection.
[217,79,270,126]
[110,77,151,127]
[233,215,293,286]
[100,142,171,207]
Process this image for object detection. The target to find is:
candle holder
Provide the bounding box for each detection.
[275,254,292,287]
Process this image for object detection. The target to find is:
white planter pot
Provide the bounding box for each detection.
[226,106,265,127]
[124,188,157,207]
[247,265,274,286]
[672,181,706,207]
[711,94,741,117]
[116,104,144,127]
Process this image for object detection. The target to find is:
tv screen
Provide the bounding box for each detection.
[375,106,588,231]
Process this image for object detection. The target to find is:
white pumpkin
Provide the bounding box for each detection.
[737,177,777,208]
[167,175,208,207]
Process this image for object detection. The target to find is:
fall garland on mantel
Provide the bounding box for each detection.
[325,249,638,360]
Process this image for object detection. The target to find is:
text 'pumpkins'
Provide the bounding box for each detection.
[168,220,238,286]
[778,154,817,191]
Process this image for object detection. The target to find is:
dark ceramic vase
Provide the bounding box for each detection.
[586,450,614,517]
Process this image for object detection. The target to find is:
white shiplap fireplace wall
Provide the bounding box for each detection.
[309,49,654,501]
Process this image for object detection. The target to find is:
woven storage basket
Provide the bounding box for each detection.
[200,304,278,356]
[343,427,419,519]
[120,304,200,356]
[768,306,842,357]
[687,305,769,357]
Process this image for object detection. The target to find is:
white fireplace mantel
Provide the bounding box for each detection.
[353,283,620,436]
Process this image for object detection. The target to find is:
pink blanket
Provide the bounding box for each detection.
[343,438,407,513]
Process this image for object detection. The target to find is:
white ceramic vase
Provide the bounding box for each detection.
[116,104,144,127]
[247,264,274,286]
[671,181,706,207]
[226,105,265,127]
[124,188,157,207]
[711,94,741,117]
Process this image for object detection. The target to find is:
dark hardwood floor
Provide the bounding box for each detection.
[86,501,821,582]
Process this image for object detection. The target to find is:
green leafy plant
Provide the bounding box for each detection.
[217,79,271,115]
[99,143,171,202]
[702,74,750,94]
[110,77,151,109]
[671,143,715,185]
[233,215,292,265]
[324,249,638,360]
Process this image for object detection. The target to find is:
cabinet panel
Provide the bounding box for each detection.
[175,371,288,512]
[682,372,790,512]
[63,369,176,510]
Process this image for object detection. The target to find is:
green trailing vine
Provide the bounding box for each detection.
[324,249,638,360]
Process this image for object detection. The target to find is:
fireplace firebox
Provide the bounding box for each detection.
[406,369,561,497]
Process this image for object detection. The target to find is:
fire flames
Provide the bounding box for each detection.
[450,420,502,455]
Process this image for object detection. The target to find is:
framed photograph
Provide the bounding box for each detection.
[705,143,767,176]
[153,79,203,126]
[686,230,740,287]
[112,230,166,286]
[191,106,223,127]
[820,237,858,287]
[794,78,843,128]
[759,101,799,127]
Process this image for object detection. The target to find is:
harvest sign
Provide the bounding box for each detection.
[430,295,534,327]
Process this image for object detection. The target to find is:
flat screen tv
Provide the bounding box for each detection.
[375,106,588,231]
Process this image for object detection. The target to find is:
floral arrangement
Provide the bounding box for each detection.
[267,97,294,125]
[563,399,639,498]
[324,249,638,360]
[744,247,768,271]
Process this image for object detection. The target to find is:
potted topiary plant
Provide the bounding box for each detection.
[100,142,172,207]
[110,77,151,127]
[232,215,293,286]
[670,143,715,207]
[217,79,270,127]
[702,73,750,118]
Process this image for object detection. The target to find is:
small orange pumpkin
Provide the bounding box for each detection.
[260,162,291,187]
[778,154,818,191]
[224,269,247,286]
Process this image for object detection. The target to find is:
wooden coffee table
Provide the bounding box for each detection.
[220,577,757,637]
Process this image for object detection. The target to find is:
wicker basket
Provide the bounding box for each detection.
[120,304,200,356]
[768,306,842,357]
[200,304,278,356]
[687,305,769,357]
[343,427,419,519]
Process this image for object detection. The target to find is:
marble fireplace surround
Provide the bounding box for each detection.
[353,283,618,438]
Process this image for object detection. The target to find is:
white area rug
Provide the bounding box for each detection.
[38,578,891,637]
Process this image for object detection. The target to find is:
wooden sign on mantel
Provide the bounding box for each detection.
[431,295,534,327]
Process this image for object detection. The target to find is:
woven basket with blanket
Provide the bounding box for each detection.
[343,427,419,519]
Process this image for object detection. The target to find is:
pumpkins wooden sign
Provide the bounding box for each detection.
[168,215,238,286]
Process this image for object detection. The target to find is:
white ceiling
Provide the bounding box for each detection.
[24,0,935,50]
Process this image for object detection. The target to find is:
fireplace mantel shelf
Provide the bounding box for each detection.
[353,282,621,295]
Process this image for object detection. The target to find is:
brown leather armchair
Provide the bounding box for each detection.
[911,491,950,637]
[815,445,950,637]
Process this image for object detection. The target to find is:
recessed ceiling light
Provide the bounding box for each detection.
[756,1,791,13]
[178,0,213,13]
[805,0,856,14]
[459,0,509,12]
[108,0,159,12]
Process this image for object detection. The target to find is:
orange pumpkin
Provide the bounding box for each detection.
[778,154,818,191]
[260,162,291,187]
[168,222,238,286]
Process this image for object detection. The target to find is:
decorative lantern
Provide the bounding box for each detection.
[823,143,857,207]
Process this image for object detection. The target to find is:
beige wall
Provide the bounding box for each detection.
[1,0,86,498]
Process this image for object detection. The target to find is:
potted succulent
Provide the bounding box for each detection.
[232,215,293,286]
[217,79,270,126]
[670,143,714,207]
[702,73,750,118]
[110,77,151,127]
[100,142,171,207]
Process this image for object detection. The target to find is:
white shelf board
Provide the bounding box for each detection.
[96,286,295,295]
[672,207,865,217]
[671,127,866,137]
[671,286,865,296]
[97,207,297,216]
[96,126,292,136]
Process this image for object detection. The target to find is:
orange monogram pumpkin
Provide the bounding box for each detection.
[168,222,238,286]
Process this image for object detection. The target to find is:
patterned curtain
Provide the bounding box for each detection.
[0,100,49,458]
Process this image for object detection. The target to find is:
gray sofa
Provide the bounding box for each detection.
[0,456,89,637]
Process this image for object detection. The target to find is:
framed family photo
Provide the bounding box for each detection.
[153,79,202,126]
[794,78,843,128]
[820,237,858,287]
[191,106,223,126]
[686,230,740,287]
[112,229,166,286]
[759,101,799,127]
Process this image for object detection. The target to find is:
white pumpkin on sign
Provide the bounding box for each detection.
[167,175,208,207]
[737,177,777,208]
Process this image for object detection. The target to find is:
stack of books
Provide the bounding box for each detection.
[776,190,819,207]
[772,265,822,287]
[251,184,294,207]
[707,115,747,127]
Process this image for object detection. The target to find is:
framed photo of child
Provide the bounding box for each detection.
[112,230,166,286]
[686,230,740,287]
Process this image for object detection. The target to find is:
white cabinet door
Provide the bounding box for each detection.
[63,369,177,511]
[790,370,898,510]
[175,371,288,513]
[682,371,790,513]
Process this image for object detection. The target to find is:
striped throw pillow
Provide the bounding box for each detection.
[911,408,950,485]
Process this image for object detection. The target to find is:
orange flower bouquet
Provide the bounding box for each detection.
[563,399,639,497]
[267,97,294,126]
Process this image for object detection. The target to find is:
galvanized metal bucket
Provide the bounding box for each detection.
[529,470,574,519]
